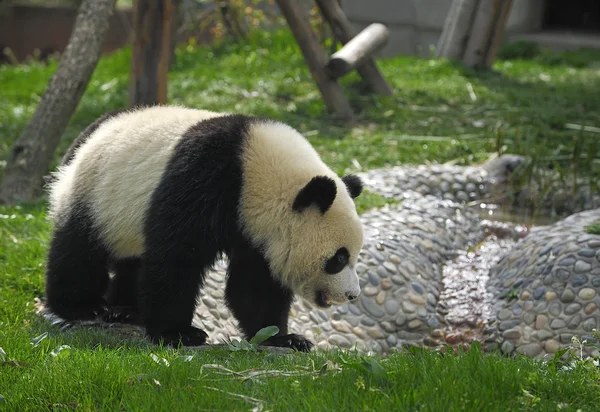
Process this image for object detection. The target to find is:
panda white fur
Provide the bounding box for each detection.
[45,105,364,351]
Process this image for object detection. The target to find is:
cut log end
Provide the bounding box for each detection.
[325,23,389,79]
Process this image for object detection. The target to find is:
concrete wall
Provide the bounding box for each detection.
[342,0,546,57]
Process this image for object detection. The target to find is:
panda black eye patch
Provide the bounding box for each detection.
[325,247,349,274]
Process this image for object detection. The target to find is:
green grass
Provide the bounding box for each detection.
[585,220,600,235]
[1,31,600,410]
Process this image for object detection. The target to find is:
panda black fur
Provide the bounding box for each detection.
[45,105,364,351]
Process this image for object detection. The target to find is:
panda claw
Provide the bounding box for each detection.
[102,306,141,325]
[148,326,209,347]
[263,333,313,352]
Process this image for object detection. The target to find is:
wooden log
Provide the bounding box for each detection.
[315,0,393,95]
[275,0,354,120]
[129,0,176,107]
[484,0,513,67]
[436,0,479,59]
[463,0,503,68]
[326,23,389,79]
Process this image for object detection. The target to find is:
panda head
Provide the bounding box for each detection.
[239,120,365,309]
[282,173,364,308]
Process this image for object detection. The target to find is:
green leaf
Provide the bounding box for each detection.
[249,326,279,345]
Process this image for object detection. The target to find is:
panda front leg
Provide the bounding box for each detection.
[224,241,314,352]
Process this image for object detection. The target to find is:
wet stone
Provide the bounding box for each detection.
[578,249,597,258]
[499,320,521,331]
[368,328,385,339]
[583,317,597,331]
[574,260,592,273]
[381,278,393,290]
[512,304,523,316]
[364,286,379,296]
[387,334,398,347]
[549,302,562,316]
[408,319,423,329]
[545,340,561,353]
[384,300,400,316]
[348,303,362,316]
[560,289,576,303]
[523,312,536,325]
[533,287,545,300]
[560,333,575,344]
[498,308,512,321]
[376,267,389,279]
[572,274,589,288]
[328,334,352,348]
[558,257,576,266]
[368,271,380,286]
[383,262,397,274]
[535,314,549,330]
[411,282,425,295]
[363,297,385,318]
[361,317,376,327]
[516,343,543,357]
[502,329,521,340]
[579,288,597,300]
[568,314,582,329]
[427,293,436,306]
[565,303,582,315]
[380,321,396,333]
[409,294,426,305]
[536,330,554,341]
[501,341,514,354]
[555,269,571,282]
[584,302,597,315]
[352,326,367,339]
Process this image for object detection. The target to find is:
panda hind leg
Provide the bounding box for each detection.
[44,208,110,322]
[103,258,142,325]
[224,241,314,353]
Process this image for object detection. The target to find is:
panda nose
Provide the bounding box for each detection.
[345,292,358,301]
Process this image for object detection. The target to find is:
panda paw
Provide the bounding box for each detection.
[148,326,209,347]
[263,333,314,352]
[102,306,141,325]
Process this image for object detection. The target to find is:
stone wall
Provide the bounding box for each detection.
[341,0,545,57]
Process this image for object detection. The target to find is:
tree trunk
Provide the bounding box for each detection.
[129,0,178,107]
[463,0,504,68]
[0,0,116,205]
[436,0,479,59]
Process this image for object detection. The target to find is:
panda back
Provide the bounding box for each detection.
[48,106,224,257]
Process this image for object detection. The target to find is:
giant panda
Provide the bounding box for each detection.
[44,105,364,352]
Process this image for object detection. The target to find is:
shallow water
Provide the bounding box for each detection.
[435,216,529,347]
[470,202,563,227]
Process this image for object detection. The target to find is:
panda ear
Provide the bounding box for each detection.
[342,174,363,199]
[293,176,337,214]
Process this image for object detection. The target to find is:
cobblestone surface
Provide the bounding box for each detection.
[36,156,600,358]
